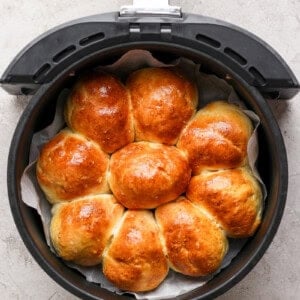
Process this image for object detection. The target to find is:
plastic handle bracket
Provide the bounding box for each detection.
[0,12,298,99]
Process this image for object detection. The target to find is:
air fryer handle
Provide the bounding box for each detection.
[0,12,299,99]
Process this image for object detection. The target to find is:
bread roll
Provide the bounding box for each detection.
[65,72,134,153]
[109,142,191,209]
[103,210,168,292]
[127,67,198,145]
[177,101,253,174]
[155,197,228,276]
[50,195,124,266]
[186,168,262,238]
[36,129,109,203]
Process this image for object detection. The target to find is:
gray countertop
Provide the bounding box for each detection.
[0,0,299,299]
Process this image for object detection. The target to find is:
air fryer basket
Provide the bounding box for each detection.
[2,5,299,300]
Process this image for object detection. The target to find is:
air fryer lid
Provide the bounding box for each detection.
[0,1,299,98]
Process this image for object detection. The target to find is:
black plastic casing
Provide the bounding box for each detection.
[1,12,299,98]
[3,11,297,300]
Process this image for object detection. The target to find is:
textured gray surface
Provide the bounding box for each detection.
[0,0,299,299]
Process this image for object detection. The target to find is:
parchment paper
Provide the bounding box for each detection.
[20,50,266,299]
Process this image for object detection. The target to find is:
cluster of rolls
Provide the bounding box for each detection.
[36,67,263,292]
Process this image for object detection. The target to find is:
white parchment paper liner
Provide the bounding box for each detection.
[20,50,266,299]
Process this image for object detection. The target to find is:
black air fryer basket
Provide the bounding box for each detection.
[2,1,299,299]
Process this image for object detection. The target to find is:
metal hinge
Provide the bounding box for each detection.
[120,0,182,17]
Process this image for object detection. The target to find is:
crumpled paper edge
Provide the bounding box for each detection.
[20,50,267,300]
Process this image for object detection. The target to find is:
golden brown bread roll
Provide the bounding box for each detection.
[50,195,124,266]
[36,129,109,203]
[155,197,228,276]
[177,101,253,174]
[103,210,168,292]
[65,72,134,153]
[127,67,198,145]
[109,141,191,209]
[186,168,262,238]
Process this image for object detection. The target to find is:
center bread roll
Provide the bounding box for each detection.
[109,141,191,209]
[103,210,169,292]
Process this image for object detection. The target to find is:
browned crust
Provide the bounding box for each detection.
[186,168,262,238]
[155,197,228,276]
[103,210,168,292]
[50,195,124,266]
[65,72,134,153]
[36,129,109,203]
[177,101,253,174]
[109,142,191,209]
[127,67,198,145]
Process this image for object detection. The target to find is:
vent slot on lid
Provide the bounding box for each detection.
[224,47,247,66]
[129,23,140,33]
[160,24,172,34]
[79,32,105,45]
[195,34,221,48]
[53,45,76,63]
[249,67,266,85]
[32,63,51,82]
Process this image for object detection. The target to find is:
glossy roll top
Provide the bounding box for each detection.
[156,197,228,276]
[177,101,253,174]
[109,141,191,209]
[186,168,262,238]
[50,195,124,266]
[36,129,109,203]
[103,210,169,292]
[65,72,134,153]
[127,67,198,145]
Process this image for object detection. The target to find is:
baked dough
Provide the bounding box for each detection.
[36,68,263,293]
[103,210,168,292]
[186,168,262,238]
[36,129,109,203]
[65,72,134,153]
[109,141,191,209]
[177,101,253,174]
[127,67,198,145]
[50,195,124,266]
[156,197,228,276]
